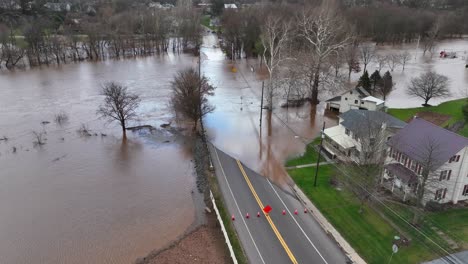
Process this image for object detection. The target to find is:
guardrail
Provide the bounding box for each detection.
[210,190,238,264]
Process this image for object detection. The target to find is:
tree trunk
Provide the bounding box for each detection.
[122,122,127,139]
[311,70,320,105]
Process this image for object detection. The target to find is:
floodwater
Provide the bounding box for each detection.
[0,53,200,264]
[1,33,467,264]
[350,38,468,108]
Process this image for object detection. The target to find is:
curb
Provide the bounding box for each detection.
[291,184,367,264]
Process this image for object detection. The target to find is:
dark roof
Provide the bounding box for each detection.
[385,163,418,185]
[325,87,370,102]
[340,110,407,136]
[326,95,341,102]
[388,118,468,169]
[355,87,370,98]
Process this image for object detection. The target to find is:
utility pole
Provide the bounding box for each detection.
[313,122,325,187]
[259,81,264,128]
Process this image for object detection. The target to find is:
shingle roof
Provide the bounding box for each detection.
[385,163,418,185]
[326,95,341,102]
[388,117,468,169]
[340,110,407,136]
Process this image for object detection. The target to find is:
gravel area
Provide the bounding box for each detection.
[142,213,231,264]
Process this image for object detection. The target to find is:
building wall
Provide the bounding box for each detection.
[387,146,468,204]
[338,91,378,113]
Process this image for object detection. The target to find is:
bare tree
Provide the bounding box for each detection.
[422,19,440,56]
[399,51,411,71]
[298,4,351,105]
[359,44,375,72]
[97,82,141,139]
[171,68,215,131]
[344,41,360,80]
[338,113,393,212]
[407,71,450,106]
[261,13,291,111]
[386,54,401,72]
[375,55,387,72]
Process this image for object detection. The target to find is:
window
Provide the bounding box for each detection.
[435,188,447,200]
[350,91,353,94]
[361,101,365,104]
[411,162,417,171]
[345,129,350,136]
[369,138,375,146]
[345,97,348,100]
[355,100,358,104]
[463,185,468,196]
[439,170,452,181]
[449,155,461,163]
[353,134,358,140]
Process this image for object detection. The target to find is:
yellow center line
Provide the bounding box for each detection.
[236,160,298,264]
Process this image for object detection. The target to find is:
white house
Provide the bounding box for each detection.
[323,110,406,163]
[326,87,385,113]
[385,117,468,204]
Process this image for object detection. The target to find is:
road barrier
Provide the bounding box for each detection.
[210,191,238,264]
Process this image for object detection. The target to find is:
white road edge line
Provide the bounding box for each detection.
[213,147,266,264]
[267,179,329,264]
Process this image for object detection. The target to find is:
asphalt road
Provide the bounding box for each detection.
[210,145,349,264]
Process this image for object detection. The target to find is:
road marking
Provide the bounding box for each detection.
[213,147,266,264]
[236,160,298,264]
[267,179,329,264]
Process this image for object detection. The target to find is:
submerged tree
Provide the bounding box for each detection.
[369,70,382,96]
[171,68,215,131]
[407,71,450,106]
[97,82,141,139]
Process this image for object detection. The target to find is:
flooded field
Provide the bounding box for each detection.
[0,33,467,264]
[350,38,468,108]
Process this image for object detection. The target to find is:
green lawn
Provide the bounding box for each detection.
[388,98,468,137]
[201,15,215,30]
[290,166,438,264]
[428,209,468,248]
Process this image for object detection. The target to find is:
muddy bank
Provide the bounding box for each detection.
[137,212,230,264]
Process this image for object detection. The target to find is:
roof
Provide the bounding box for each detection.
[362,96,385,105]
[388,118,468,169]
[326,95,341,102]
[340,110,407,136]
[355,87,370,98]
[325,87,370,102]
[324,125,355,149]
[385,163,418,185]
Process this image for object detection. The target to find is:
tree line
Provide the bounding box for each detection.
[0,2,203,69]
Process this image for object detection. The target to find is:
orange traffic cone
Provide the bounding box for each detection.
[304,208,307,213]
[282,210,286,215]
[257,212,261,217]
[246,213,250,219]
[294,209,298,215]
[231,215,235,221]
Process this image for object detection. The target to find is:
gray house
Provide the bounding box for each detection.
[323,110,406,163]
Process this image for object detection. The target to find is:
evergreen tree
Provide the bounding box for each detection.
[379,71,394,101]
[358,70,372,95]
[369,70,382,94]
[211,0,224,16]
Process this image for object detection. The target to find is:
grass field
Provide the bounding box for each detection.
[290,166,439,264]
[285,137,322,167]
[388,98,468,137]
[201,15,216,31]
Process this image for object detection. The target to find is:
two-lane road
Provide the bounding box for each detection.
[210,145,349,264]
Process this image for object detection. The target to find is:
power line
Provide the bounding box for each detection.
[235,63,464,264]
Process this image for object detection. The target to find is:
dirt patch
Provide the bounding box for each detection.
[138,213,231,264]
[407,112,451,126]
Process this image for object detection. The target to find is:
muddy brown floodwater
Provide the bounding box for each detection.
[1,33,467,264]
